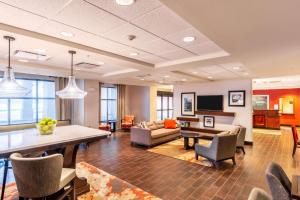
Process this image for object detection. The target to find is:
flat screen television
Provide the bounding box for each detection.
[197,95,223,111]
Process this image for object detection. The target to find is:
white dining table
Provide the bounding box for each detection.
[0,125,111,200]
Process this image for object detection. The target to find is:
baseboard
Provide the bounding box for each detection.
[244,141,253,146]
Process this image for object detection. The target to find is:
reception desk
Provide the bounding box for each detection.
[253,110,280,129]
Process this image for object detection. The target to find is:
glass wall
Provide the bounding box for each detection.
[156,91,173,121]
[100,86,117,122]
[0,78,56,125]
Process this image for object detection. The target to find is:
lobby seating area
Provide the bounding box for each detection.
[0,0,300,200]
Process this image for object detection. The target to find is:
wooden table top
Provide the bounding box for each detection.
[0,125,110,158]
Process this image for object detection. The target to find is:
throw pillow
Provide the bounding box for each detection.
[164,119,177,129]
[153,120,164,129]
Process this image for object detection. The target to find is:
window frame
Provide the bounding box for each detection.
[156,91,173,121]
[100,85,117,123]
[0,77,56,125]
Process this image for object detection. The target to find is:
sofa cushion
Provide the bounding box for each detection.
[151,128,180,139]
[153,120,164,129]
[164,119,177,129]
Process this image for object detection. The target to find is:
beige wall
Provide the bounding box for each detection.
[84,80,100,128]
[125,85,157,123]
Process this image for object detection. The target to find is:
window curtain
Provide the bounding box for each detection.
[55,77,72,121]
[117,84,126,129]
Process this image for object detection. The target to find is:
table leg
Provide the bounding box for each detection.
[193,138,199,148]
[62,144,90,196]
[1,159,8,200]
[184,137,189,150]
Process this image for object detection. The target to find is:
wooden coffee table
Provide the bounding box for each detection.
[181,132,202,150]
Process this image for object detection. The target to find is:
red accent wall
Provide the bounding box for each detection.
[253,88,300,126]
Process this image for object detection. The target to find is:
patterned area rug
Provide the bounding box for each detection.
[0,162,161,200]
[147,138,213,167]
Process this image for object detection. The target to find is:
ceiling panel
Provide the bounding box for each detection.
[53,0,125,35]
[164,28,210,48]
[101,23,158,48]
[138,38,182,54]
[159,49,194,60]
[0,0,70,18]
[86,0,162,21]
[139,55,167,64]
[0,2,47,31]
[185,41,224,55]
[198,65,226,74]
[132,6,190,38]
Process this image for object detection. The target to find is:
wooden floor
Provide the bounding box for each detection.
[77,127,300,200]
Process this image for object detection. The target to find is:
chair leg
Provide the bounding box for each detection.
[241,147,246,154]
[232,157,236,166]
[293,143,297,156]
[195,152,198,160]
[70,180,75,200]
[1,159,8,200]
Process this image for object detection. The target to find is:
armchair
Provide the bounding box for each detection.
[121,115,135,130]
[195,133,237,166]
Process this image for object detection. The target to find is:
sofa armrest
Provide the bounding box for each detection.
[130,127,152,146]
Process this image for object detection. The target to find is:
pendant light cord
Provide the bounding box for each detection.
[7,37,12,79]
[71,52,74,76]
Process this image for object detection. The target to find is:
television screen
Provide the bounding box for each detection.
[197,95,223,111]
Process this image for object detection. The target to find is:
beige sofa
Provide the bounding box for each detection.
[130,121,180,147]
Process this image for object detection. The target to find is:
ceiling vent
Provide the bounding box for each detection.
[75,62,101,69]
[14,50,50,61]
[136,74,151,78]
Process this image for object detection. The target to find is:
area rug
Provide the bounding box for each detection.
[147,138,213,167]
[0,162,161,200]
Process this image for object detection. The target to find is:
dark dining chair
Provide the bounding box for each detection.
[291,126,299,156]
[10,153,76,200]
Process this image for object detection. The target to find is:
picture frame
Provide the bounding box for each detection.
[203,116,215,128]
[228,90,246,107]
[181,92,195,116]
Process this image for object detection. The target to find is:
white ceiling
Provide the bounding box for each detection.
[253,75,300,90]
[0,0,298,86]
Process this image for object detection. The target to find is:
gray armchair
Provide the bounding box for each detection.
[265,162,291,200]
[195,133,237,166]
[10,153,76,199]
[248,188,272,200]
[237,126,246,154]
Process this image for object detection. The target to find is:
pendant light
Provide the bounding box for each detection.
[0,36,30,97]
[56,50,87,99]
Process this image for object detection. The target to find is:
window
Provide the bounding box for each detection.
[0,78,56,125]
[157,91,173,121]
[100,86,117,122]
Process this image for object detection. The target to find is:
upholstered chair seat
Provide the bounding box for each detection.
[10,153,75,199]
[248,187,272,200]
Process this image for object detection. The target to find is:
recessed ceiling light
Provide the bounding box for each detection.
[192,71,198,74]
[158,80,163,83]
[34,49,46,54]
[60,31,74,37]
[233,66,241,70]
[18,59,28,63]
[97,61,104,65]
[243,72,249,76]
[183,36,196,43]
[181,78,187,82]
[207,76,213,79]
[129,52,139,56]
[164,75,170,78]
[116,0,135,6]
[140,78,145,81]
[75,68,81,71]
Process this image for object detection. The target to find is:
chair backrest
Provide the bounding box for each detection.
[211,133,237,160]
[265,162,291,200]
[10,153,63,198]
[124,115,134,123]
[236,126,246,147]
[248,187,272,200]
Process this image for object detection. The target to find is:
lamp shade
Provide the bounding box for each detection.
[0,68,30,98]
[56,76,87,99]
